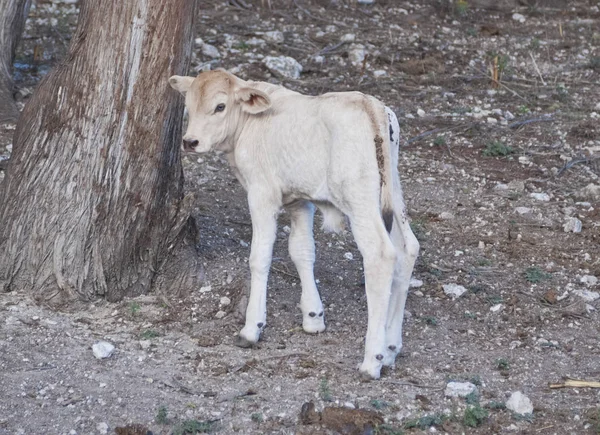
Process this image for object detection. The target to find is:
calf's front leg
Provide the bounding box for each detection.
[235,191,280,347]
[287,201,326,334]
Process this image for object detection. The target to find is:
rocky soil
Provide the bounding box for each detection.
[1,0,600,434]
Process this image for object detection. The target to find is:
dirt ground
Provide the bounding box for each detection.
[1,0,600,434]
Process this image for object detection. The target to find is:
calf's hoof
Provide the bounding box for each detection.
[234,335,256,348]
[382,345,400,367]
[302,311,326,334]
[235,324,263,348]
[358,359,383,380]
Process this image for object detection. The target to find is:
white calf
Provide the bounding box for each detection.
[169,70,419,379]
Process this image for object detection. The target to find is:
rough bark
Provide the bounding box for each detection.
[0,0,202,306]
[0,0,31,123]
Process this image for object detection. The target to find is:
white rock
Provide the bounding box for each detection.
[263,56,302,79]
[506,391,533,415]
[343,252,354,260]
[245,37,266,47]
[439,211,455,220]
[340,33,355,42]
[490,303,503,312]
[580,275,598,286]
[409,278,423,288]
[194,37,204,47]
[486,117,498,125]
[264,31,284,44]
[92,341,115,359]
[373,70,387,78]
[530,192,550,202]
[417,108,426,117]
[348,44,366,67]
[512,13,526,23]
[504,110,515,120]
[220,296,231,306]
[563,217,582,233]
[201,44,220,59]
[515,207,532,215]
[508,180,525,192]
[215,310,227,319]
[96,422,109,434]
[445,381,477,398]
[443,283,467,299]
[572,289,600,302]
[576,184,600,201]
[139,340,151,350]
[357,0,375,4]
[200,285,212,293]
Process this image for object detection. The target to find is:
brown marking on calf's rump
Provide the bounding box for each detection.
[362,94,394,233]
[374,134,385,184]
[374,134,393,232]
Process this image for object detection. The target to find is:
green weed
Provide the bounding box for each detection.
[155,406,169,425]
[486,401,506,410]
[140,329,160,339]
[320,377,333,402]
[172,419,215,435]
[482,141,514,157]
[370,399,389,410]
[463,404,488,427]
[129,302,141,316]
[433,135,446,146]
[495,358,510,371]
[524,266,551,283]
[404,413,448,430]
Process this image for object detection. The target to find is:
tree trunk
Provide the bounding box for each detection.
[0,0,202,306]
[0,0,31,123]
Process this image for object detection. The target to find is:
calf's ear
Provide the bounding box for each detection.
[169,76,194,95]
[236,87,272,114]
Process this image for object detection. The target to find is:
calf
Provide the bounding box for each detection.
[169,70,419,379]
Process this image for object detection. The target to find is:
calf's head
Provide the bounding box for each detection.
[169,70,272,153]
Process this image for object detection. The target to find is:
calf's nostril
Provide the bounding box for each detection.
[182,139,199,150]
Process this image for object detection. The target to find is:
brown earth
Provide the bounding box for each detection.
[1,0,600,434]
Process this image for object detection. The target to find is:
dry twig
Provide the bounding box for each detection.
[549,379,600,389]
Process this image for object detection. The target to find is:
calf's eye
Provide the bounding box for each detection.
[215,103,226,113]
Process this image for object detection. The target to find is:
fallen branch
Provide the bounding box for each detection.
[509,116,554,129]
[556,155,600,177]
[529,52,547,86]
[163,378,217,397]
[272,265,298,279]
[383,380,445,390]
[549,379,600,389]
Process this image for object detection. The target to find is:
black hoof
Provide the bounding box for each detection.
[388,345,397,351]
[234,336,256,348]
[376,354,384,361]
[309,312,316,317]
[257,322,264,328]
[318,311,324,317]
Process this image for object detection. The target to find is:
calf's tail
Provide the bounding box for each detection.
[379,106,399,233]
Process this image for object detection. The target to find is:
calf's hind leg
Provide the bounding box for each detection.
[349,211,397,380]
[287,201,326,333]
[382,200,419,367]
